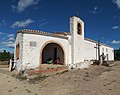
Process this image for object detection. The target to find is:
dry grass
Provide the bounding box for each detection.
[0,61,9,68]
[0,61,5,65]
[28,74,48,84]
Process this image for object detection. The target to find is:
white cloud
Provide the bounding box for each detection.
[2,41,13,44]
[0,20,6,26]
[0,33,15,48]
[11,19,34,28]
[94,7,98,10]
[8,37,15,41]
[90,6,98,14]
[113,0,120,8]
[111,40,120,44]
[39,21,49,27]
[112,25,119,29]
[2,41,15,48]
[11,4,16,12]
[17,0,39,12]
[0,32,3,34]
[0,48,5,52]
[8,34,14,37]
[6,43,15,48]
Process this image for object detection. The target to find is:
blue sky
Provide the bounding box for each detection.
[0,0,120,53]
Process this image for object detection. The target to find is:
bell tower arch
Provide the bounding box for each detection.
[77,22,82,35]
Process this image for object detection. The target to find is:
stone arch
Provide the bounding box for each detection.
[40,41,65,65]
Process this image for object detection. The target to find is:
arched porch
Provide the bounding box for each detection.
[40,41,65,65]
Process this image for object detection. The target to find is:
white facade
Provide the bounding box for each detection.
[14,16,114,71]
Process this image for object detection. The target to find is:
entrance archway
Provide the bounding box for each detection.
[41,42,65,65]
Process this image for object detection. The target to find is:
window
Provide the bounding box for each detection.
[30,41,36,47]
[77,23,82,35]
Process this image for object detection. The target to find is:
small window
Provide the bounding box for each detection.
[77,23,82,35]
[30,41,36,47]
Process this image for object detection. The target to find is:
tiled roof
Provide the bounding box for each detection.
[85,38,113,48]
[17,29,69,39]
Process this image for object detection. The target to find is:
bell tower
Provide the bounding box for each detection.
[70,16,84,38]
[70,16,85,64]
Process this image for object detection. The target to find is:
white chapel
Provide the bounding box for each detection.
[14,16,114,71]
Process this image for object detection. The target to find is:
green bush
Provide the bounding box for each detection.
[0,50,11,61]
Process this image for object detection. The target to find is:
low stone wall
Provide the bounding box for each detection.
[68,61,93,69]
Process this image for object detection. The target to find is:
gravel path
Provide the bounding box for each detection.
[0,61,120,95]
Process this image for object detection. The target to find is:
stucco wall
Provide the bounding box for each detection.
[84,40,97,61]
[14,33,23,71]
[84,39,114,61]
[70,16,85,64]
[21,33,71,69]
[100,45,114,61]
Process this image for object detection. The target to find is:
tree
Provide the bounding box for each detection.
[0,50,11,61]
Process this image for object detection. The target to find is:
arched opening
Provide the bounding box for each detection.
[77,23,82,35]
[41,43,64,65]
[16,44,20,60]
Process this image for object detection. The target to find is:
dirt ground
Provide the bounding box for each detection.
[0,61,120,95]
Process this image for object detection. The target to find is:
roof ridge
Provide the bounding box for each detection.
[17,29,69,39]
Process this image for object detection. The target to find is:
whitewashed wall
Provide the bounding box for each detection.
[14,33,23,71]
[21,33,71,70]
[70,16,85,64]
[100,45,114,61]
[84,40,97,61]
[84,40,114,61]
